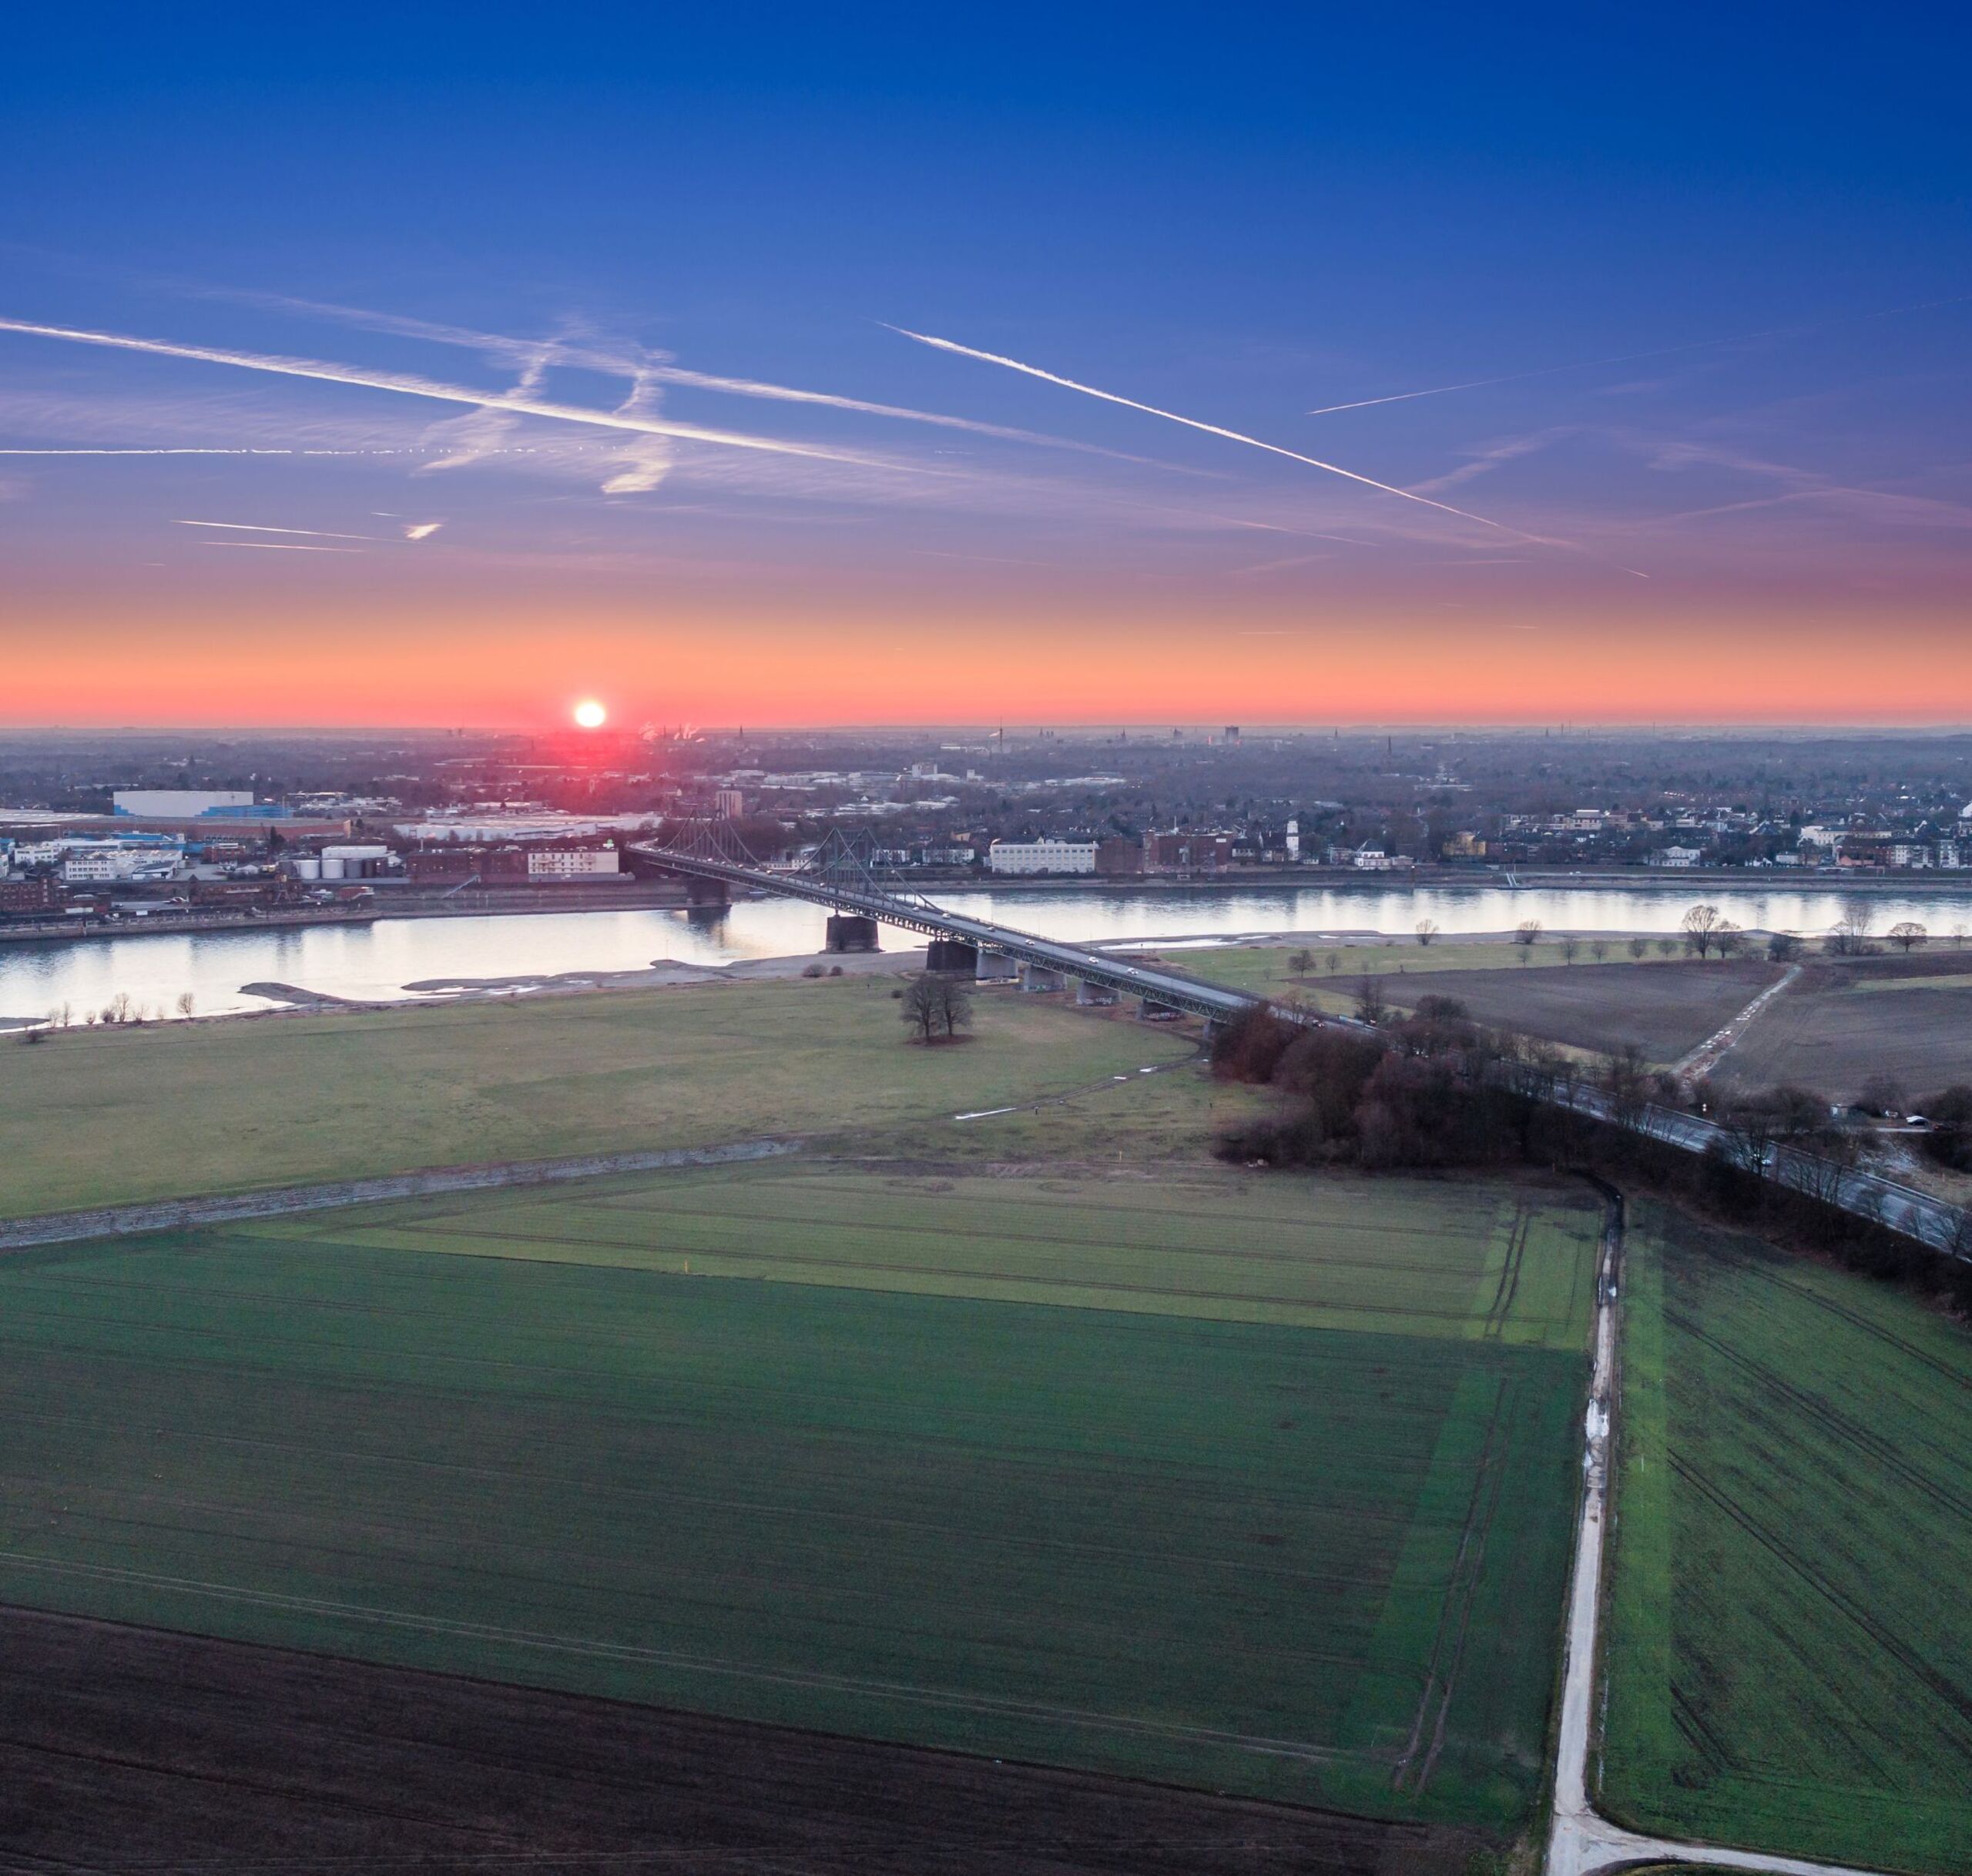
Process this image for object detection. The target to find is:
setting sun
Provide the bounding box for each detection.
[572,699,607,729]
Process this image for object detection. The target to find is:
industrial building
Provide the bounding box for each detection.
[112,789,288,820]
[987,838,1098,876]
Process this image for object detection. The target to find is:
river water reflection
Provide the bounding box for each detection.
[4,878,1970,1023]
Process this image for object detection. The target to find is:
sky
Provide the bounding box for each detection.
[2,3,1968,729]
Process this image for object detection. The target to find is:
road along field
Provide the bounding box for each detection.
[0,973,1196,1221]
[1598,1201,1972,1873]
[0,1161,1600,1834]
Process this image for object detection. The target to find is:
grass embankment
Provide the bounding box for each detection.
[1178,938,1682,1000]
[0,1164,1599,1829]
[0,977,1197,1220]
[1601,1203,1972,1872]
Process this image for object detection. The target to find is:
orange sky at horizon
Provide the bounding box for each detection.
[6,587,1970,729]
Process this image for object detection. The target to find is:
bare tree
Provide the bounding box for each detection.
[1714,921,1745,960]
[932,974,973,1038]
[1591,940,1609,962]
[1561,936,1581,965]
[1414,919,1439,947]
[1655,937,1679,958]
[1887,920,1928,954]
[1628,936,1649,960]
[1325,950,1342,975]
[900,974,944,1042]
[1857,1071,1905,1117]
[1682,903,1725,958]
[1513,920,1542,963]
[1354,976,1390,1025]
[176,991,197,1018]
[1290,946,1316,975]
[1766,932,1801,963]
[1827,899,1876,956]
[1599,1042,1652,1128]
[1952,922,1969,950]
[1714,1094,1780,1174]
[105,992,135,1026]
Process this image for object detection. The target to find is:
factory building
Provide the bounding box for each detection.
[987,839,1098,876]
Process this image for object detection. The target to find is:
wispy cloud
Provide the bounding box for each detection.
[198,286,1178,467]
[1306,290,1972,416]
[0,316,899,468]
[1407,427,1579,496]
[1229,551,1331,577]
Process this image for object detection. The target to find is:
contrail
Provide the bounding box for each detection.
[173,519,377,540]
[0,446,401,456]
[200,287,1178,466]
[1306,290,1972,415]
[0,317,894,467]
[886,323,1555,544]
[196,541,361,553]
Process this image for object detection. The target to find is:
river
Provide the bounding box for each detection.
[5,879,1971,1023]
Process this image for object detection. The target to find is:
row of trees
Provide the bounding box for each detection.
[1211,998,1972,1291]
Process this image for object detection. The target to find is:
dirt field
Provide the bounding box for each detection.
[0,1606,1479,1874]
[1712,951,1972,1099]
[1364,958,1782,1064]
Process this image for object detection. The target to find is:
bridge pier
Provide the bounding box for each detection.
[1021,963,1065,993]
[825,914,880,953]
[1136,996,1182,1022]
[1075,979,1119,1007]
[975,951,1018,983]
[685,876,729,906]
[926,939,978,975]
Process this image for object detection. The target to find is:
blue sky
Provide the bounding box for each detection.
[2,4,1968,723]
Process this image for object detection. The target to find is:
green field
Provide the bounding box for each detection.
[1600,1203,1972,1872]
[0,1162,1598,1827]
[1173,937,1680,1000]
[0,977,1199,1219]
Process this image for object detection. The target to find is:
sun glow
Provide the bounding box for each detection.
[572,698,607,729]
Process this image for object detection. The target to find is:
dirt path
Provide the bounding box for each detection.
[1672,962,1802,1082]
[1544,1189,1890,1876]
[0,1138,799,1252]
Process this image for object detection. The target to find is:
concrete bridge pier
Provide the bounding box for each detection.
[1136,996,1182,1022]
[685,876,730,906]
[1021,963,1066,993]
[926,939,978,974]
[1075,979,1119,1007]
[825,914,880,953]
[975,951,1018,983]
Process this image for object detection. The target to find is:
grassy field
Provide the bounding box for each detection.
[1167,937,1685,1000]
[1600,1202,1972,1872]
[0,977,1198,1219]
[0,1162,1599,1828]
[240,1161,1601,1345]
